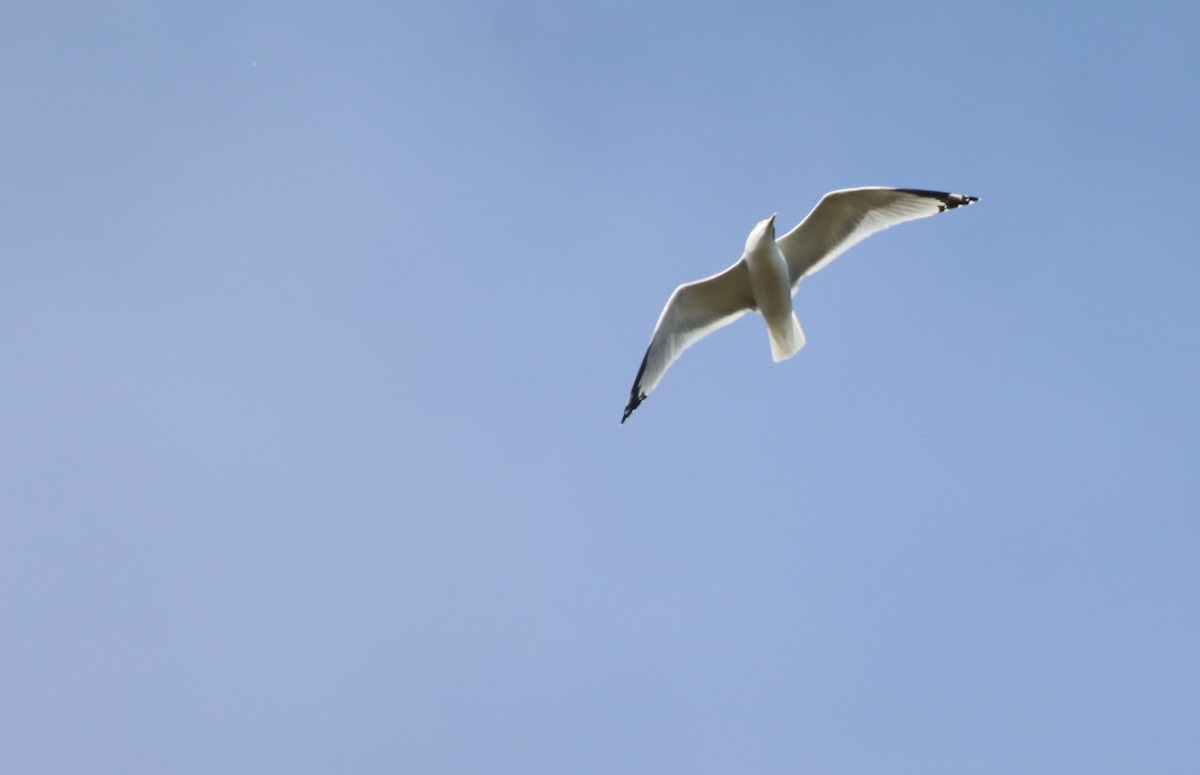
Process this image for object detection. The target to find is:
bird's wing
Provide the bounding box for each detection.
[622,260,755,423]
[776,187,977,290]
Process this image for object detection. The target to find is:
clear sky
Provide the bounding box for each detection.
[4,2,1199,773]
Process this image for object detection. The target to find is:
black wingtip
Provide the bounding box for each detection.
[621,392,644,424]
[620,346,652,424]
[895,188,980,212]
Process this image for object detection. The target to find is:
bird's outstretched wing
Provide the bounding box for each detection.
[777,187,977,289]
[622,261,755,423]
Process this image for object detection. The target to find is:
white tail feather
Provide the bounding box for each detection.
[768,312,806,362]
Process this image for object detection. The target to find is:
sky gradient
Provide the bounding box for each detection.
[3,2,1199,773]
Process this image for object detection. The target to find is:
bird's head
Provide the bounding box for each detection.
[744,213,777,251]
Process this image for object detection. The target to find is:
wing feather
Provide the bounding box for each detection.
[621,261,754,422]
[777,187,977,290]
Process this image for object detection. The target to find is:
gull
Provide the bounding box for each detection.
[621,187,978,423]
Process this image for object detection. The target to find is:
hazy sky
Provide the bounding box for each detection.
[4,2,1199,773]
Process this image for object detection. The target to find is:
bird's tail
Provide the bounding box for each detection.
[769,312,806,362]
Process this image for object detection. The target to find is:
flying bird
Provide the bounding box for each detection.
[621,187,978,423]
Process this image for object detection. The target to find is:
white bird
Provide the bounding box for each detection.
[621,187,978,423]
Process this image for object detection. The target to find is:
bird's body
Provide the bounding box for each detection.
[742,214,805,362]
[620,187,978,423]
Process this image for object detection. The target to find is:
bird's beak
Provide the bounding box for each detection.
[768,213,777,225]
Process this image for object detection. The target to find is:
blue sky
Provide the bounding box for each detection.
[3,2,1199,773]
